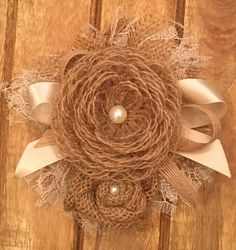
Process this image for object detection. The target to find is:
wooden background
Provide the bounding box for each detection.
[0,0,236,249]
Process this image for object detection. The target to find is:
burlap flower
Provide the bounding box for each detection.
[52,47,182,181]
[64,167,159,227]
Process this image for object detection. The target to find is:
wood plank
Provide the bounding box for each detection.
[0,1,17,250]
[0,0,7,78]
[0,1,91,249]
[169,0,236,249]
[82,1,181,249]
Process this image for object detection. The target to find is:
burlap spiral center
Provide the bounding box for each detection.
[64,167,159,227]
[52,47,182,181]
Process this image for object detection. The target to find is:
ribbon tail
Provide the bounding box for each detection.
[178,128,231,177]
[15,140,64,177]
[160,161,198,206]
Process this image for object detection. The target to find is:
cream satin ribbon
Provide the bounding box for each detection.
[28,82,60,125]
[15,79,230,178]
[178,79,227,128]
[15,140,63,177]
[179,128,230,177]
[177,79,230,177]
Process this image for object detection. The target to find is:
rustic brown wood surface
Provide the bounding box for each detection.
[0,0,235,250]
[0,1,91,249]
[169,1,236,250]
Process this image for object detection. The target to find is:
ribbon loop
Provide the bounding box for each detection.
[179,103,221,152]
[176,79,230,177]
[28,82,60,125]
[177,79,227,128]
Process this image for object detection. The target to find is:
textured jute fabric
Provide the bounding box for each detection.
[64,165,159,228]
[52,47,182,181]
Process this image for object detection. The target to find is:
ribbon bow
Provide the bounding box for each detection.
[15,78,230,180]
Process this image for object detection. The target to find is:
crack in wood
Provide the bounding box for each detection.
[94,230,102,250]
[74,222,84,250]
[2,0,18,81]
[0,0,18,220]
[157,1,186,249]
[175,0,186,28]
[75,1,103,249]
[158,214,171,250]
[89,0,103,29]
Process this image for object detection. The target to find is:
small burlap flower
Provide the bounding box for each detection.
[64,166,159,228]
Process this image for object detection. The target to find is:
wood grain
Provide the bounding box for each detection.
[169,0,236,250]
[1,0,236,249]
[0,1,91,249]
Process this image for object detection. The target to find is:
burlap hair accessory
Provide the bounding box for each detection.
[2,14,230,228]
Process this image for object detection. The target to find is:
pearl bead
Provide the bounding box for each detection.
[110,184,120,196]
[109,105,127,124]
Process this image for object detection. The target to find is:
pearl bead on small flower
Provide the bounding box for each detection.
[109,105,127,124]
[109,184,120,196]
